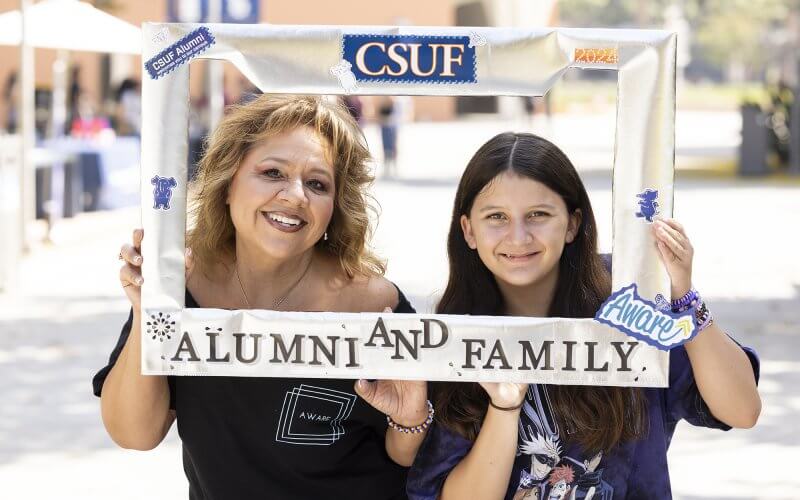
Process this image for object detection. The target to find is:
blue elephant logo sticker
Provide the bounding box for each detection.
[635,188,659,223]
[151,175,177,210]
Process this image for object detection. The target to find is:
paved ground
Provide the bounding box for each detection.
[1,113,798,499]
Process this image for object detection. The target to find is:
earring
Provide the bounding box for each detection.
[323,232,328,241]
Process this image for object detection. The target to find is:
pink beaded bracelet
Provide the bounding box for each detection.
[386,400,434,434]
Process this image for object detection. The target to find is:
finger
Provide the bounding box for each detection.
[120,243,143,266]
[655,224,686,256]
[354,379,377,403]
[133,228,144,251]
[655,239,676,263]
[661,219,692,250]
[661,218,685,234]
[657,219,687,242]
[119,263,144,287]
[383,306,392,313]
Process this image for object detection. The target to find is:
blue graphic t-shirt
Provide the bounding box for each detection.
[407,342,759,500]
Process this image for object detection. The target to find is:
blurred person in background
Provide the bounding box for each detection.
[377,95,399,178]
[341,95,364,125]
[3,71,18,133]
[114,78,141,137]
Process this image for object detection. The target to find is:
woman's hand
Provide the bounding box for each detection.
[479,382,527,410]
[119,228,145,312]
[354,306,429,427]
[118,228,194,313]
[652,217,693,299]
[355,378,429,427]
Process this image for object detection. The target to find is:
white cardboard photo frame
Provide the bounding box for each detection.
[140,23,676,387]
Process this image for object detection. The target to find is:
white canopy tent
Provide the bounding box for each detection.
[0,0,140,291]
[0,0,141,53]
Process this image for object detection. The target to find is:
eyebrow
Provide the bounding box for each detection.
[478,203,557,212]
[258,156,334,181]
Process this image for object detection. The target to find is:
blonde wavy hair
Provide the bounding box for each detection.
[187,94,385,279]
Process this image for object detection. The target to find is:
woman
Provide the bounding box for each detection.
[94,95,430,499]
[407,132,761,500]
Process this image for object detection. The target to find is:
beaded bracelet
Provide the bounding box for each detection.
[386,400,434,434]
[694,298,714,331]
[671,288,700,313]
[671,288,714,332]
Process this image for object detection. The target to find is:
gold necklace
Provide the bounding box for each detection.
[234,257,313,310]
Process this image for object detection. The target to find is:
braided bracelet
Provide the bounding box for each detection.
[489,399,525,411]
[386,400,434,434]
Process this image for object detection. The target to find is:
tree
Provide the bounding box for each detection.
[558,0,793,81]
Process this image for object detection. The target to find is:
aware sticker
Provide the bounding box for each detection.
[145,27,215,80]
[595,284,698,351]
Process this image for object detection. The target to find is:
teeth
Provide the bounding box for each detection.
[267,213,302,226]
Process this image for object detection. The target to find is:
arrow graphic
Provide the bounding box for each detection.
[675,318,693,338]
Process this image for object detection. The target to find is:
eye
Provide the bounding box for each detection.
[487,213,506,221]
[529,210,551,218]
[306,179,329,192]
[261,168,283,179]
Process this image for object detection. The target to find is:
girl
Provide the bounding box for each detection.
[407,132,760,500]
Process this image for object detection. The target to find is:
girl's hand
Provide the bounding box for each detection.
[118,228,194,313]
[479,382,527,410]
[652,218,693,299]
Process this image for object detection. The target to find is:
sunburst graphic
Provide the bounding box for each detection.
[146,312,176,342]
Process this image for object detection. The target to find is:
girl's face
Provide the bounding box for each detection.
[461,171,580,289]
[227,126,335,261]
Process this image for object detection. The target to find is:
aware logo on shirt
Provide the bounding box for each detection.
[275,385,356,446]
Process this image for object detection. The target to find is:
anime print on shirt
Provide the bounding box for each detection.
[512,385,613,500]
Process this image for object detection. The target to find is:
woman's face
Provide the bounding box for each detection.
[461,171,580,288]
[227,126,335,261]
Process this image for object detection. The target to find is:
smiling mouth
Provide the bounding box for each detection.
[499,251,540,262]
[261,211,308,232]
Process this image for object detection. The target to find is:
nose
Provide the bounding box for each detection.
[508,219,533,245]
[279,177,308,207]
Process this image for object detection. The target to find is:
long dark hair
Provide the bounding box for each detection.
[434,132,647,453]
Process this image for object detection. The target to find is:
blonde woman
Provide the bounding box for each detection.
[94,95,429,499]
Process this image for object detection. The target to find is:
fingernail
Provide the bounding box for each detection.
[134,256,142,264]
[356,379,366,389]
[136,277,143,285]
[186,248,192,257]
